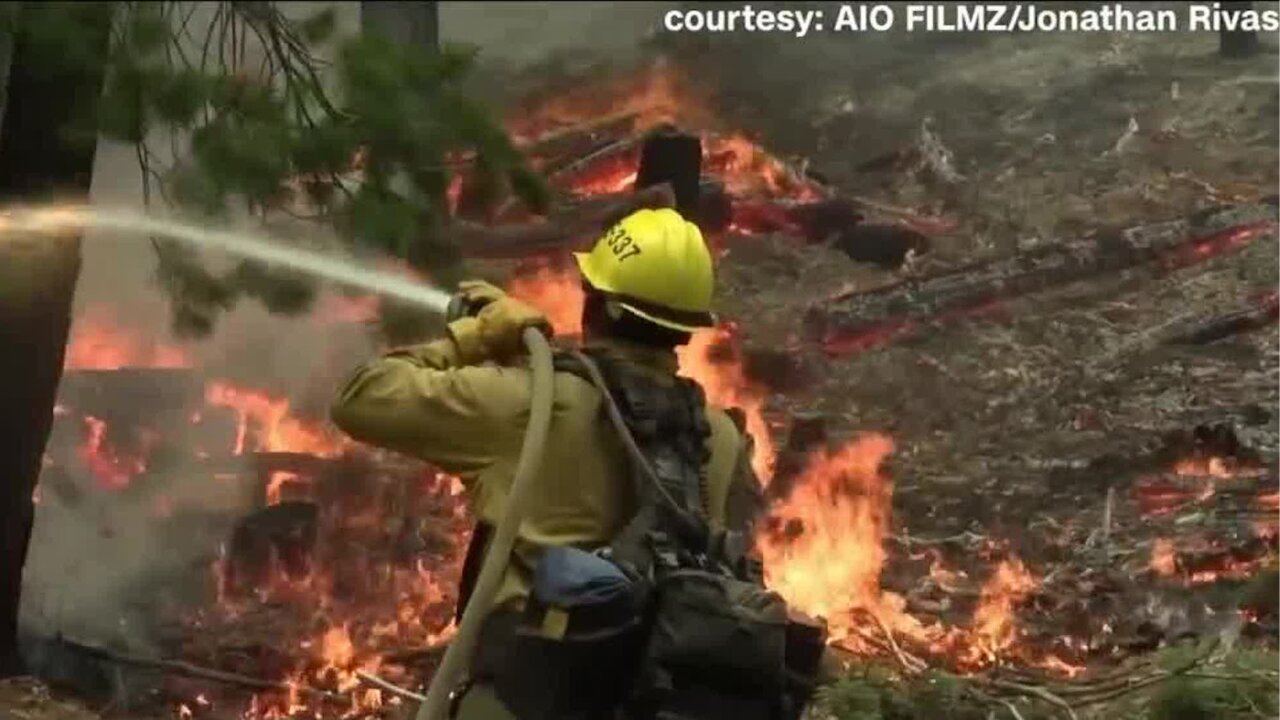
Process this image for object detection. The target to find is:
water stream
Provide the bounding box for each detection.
[0,204,453,313]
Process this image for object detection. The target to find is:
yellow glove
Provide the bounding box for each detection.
[448,280,552,363]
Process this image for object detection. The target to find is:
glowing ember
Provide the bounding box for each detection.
[704,132,824,202]
[64,307,191,370]
[78,415,147,489]
[1172,455,1233,478]
[1150,538,1178,576]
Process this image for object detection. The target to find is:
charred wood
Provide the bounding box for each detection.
[767,412,828,502]
[831,223,930,269]
[225,501,320,596]
[1164,291,1279,345]
[634,125,703,220]
[522,111,641,165]
[805,207,1279,355]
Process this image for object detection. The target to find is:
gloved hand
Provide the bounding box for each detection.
[449,280,552,363]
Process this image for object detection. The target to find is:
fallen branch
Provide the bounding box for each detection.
[58,637,340,702]
[806,207,1278,355]
[355,671,425,703]
[980,677,1079,720]
[520,111,639,160]
[1164,291,1279,345]
[868,612,928,675]
[547,135,643,184]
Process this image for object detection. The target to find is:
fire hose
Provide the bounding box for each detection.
[415,325,555,720]
[0,204,558,720]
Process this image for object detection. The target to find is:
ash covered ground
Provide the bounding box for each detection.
[691,12,1280,680]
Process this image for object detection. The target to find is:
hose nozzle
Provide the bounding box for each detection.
[445,293,491,323]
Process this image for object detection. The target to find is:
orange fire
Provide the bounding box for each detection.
[64,307,191,370]
[509,57,824,207]
[964,557,1037,666]
[1172,455,1234,478]
[1150,538,1178,576]
[704,132,824,202]
[677,326,777,480]
[78,415,147,490]
[506,263,585,337]
[204,381,349,461]
[757,433,895,640]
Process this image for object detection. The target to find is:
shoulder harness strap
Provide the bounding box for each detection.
[554,349,713,576]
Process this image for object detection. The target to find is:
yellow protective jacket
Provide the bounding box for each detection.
[330,331,763,610]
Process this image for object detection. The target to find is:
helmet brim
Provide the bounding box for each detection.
[616,302,716,333]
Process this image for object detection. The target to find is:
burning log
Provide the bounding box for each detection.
[224,501,319,596]
[805,206,1279,355]
[519,110,641,163]
[633,125,703,220]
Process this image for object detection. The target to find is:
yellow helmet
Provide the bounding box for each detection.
[574,208,715,332]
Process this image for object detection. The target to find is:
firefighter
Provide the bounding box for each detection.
[331,208,767,719]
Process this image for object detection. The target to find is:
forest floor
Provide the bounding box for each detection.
[6,21,1280,720]
[699,25,1280,720]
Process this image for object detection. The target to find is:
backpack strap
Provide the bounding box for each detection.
[555,349,713,579]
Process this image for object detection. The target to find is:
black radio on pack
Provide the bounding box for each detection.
[634,126,703,223]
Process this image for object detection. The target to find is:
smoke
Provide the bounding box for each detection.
[17,0,676,663]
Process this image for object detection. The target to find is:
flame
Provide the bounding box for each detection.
[1172,455,1233,478]
[1150,538,1178,576]
[964,557,1038,665]
[1134,453,1245,515]
[705,132,824,202]
[506,263,584,336]
[757,434,895,640]
[205,382,349,460]
[78,415,147,489]
[677,326,776,479]
[65,307,191,369]
[265,471,301,506]
[510,58,824,210]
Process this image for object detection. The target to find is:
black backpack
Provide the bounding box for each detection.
[455,348,825,720]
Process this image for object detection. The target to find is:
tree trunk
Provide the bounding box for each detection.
[0,3,111,677]
[1219,1,1259,58]
[360,1,438,51]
